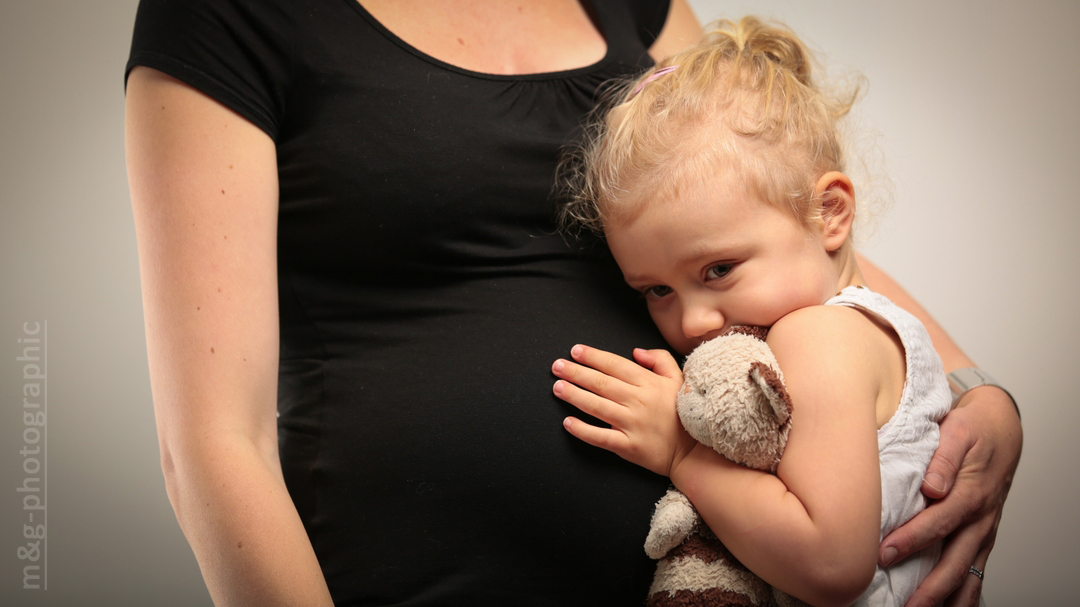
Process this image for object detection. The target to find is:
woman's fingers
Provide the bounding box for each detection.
[891,387,1019,605]
[944,547,989,607]
[881,484,973,566]
[882,411,987,563]
[901,517,994,607]
[920,408,977,499]
[900,517,987,607]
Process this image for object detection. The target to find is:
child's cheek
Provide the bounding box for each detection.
[754,278,818,325]
[652,312,692,356]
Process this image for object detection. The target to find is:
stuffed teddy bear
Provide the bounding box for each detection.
[644,326,808,607]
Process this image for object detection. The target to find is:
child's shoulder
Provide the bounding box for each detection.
[767,302,883,351]
[766,302,901,387]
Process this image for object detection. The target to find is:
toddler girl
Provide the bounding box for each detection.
[551,17,950,607]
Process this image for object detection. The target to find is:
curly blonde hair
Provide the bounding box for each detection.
[559,16,858,234]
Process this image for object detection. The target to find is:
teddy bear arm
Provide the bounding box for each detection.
[644,488,699,559]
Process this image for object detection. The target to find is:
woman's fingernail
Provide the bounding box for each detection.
[553,380,563,395]
[571,345,584,358]
[563,417,573,430]
[923,472,946,492]
[880,546,897,566]
[552,359,565,373]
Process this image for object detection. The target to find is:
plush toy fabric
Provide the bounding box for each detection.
[644,326,808,607]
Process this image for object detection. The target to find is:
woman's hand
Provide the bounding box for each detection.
[881,386,1022,607]
[552,345,695,477]
[856,253,1023,606]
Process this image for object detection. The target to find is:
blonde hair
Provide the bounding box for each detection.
[560,16,859,234]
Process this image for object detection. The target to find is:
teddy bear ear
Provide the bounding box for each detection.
[748,361,793,425]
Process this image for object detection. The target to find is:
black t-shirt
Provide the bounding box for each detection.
[127,1,673,604]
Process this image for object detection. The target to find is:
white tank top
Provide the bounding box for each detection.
[826,286,952,606]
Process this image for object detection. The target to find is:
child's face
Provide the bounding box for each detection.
[606,180,843,355]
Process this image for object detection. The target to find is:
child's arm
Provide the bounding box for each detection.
[554,306,889,607]
[675,306,883,606]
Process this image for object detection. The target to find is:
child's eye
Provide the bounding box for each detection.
[705,264,734,280]
[642,285,673,299]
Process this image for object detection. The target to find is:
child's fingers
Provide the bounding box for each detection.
[563,416,630,455]
[632,348,683,379]
[552,379,631,428]
[568,344,651,385]
[552,357,634,403]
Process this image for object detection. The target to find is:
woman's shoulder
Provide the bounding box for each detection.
[127,0,313,140]
[128,0,302,46]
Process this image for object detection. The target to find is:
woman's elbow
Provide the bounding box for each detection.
[156,433,220,530]
[158,438,192,527]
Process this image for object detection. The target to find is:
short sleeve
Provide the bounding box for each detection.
[125,0,293,140]
[625,0,672,49]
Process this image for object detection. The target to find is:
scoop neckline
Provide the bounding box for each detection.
[342,0,618,81]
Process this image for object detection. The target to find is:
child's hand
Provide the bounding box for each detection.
[552,345,696,477]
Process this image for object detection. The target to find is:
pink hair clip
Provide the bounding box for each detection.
[632,65,678,95]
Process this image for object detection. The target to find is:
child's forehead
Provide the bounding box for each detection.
[612,126,818,213]
[606,173,754,239]
[619,150,748,211]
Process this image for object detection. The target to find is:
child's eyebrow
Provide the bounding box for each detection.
[673,240,747,267]
[620,271,652,285]
[621,240,748,285]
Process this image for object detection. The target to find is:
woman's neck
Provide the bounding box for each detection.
[355,0,607,75]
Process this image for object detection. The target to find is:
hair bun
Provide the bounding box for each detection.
[706,17,813,87]
[557,14,860,237]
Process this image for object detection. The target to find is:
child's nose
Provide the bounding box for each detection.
[681,305,724,341]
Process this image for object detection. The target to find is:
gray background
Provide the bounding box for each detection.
[1,0,1076,605]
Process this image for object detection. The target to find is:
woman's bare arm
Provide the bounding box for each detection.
[858,255,975,373]
[859,254,1022,607]
[126,67,334,607]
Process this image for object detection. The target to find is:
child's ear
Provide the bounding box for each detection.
[813,171,856,252]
